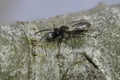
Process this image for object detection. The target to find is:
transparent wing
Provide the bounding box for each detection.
[72,21,91,28]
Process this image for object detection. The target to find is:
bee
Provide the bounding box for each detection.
[35,20,91,44]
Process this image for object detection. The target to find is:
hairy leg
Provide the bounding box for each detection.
[39,32,53,42]
[34,29,51,35]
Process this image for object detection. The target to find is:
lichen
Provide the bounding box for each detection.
[0,4,120,80]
